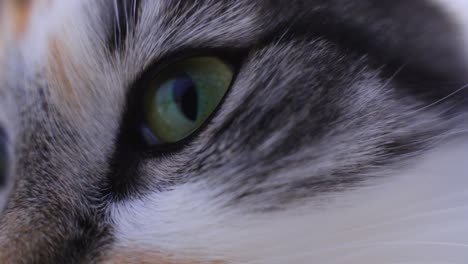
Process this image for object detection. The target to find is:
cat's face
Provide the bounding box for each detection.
[0,0,467,263]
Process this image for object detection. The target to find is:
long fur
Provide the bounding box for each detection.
[0,0,467,263]
[113,138,468,263]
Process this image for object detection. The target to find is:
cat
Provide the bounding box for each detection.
[0,0,467,263]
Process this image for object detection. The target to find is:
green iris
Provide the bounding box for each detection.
[143,57,234,144]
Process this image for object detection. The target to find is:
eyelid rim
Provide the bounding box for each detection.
[141,56,236,146]
[118,48,246,156]
[105,48,248,200]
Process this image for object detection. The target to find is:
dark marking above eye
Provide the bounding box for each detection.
[107,0,141,53]
[172,74,199,122]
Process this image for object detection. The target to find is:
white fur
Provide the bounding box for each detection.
[432,0,468,63]
[111,137,468,263]
[19,1,468,262]
[111,4,468,255]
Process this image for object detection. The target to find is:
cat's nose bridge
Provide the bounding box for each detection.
[0,122,112,263]
[0,180,111,263]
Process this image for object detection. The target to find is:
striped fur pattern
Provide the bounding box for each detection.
[0,0,467,263]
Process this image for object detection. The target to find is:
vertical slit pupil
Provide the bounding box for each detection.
[172,73,198,122]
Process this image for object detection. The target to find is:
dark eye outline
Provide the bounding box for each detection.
[105,49,245,200]
[140,56,235,147]
[117,48,246,156]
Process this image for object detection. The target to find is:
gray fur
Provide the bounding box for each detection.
[0,0,467,262]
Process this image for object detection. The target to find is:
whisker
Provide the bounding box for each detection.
[411,82,468,114]
[439,129,468,139]
[381,65,406,90]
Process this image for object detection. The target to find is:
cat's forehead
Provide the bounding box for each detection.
[10,0,468,101]
[4,1,263,119]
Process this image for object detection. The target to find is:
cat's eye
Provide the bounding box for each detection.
[142,56,234,144]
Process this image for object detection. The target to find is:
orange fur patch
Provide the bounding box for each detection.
[5,0,34,38]
[48,38,75,101]
[46,36,89,111]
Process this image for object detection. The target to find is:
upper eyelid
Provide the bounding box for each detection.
[124,47,247,108]
[115,49,244,155]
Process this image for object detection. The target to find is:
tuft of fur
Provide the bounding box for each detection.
[0,0,467,263]
[112,138,468,263]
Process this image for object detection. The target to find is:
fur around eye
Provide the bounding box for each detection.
[141,57,234,145]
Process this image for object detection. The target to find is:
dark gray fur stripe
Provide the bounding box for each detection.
[107,0,142,53]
